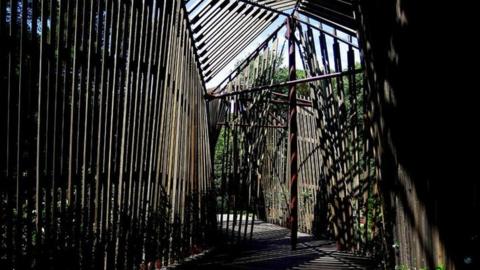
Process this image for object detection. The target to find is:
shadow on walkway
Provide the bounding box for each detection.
[176,221,380,269]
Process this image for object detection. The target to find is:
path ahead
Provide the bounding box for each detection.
[177,221,379,269]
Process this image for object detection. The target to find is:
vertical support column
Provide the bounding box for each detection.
[287,16,298,250]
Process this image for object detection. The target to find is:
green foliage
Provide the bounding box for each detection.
[213,128,228,187]
[213,128,229,210]
[395,264,446,270]
[271,67,309,96]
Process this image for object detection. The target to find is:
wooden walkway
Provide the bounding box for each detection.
[176,221,379,270]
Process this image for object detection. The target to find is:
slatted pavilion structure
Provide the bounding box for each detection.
[1,0,479,270]
[0,1,215,269]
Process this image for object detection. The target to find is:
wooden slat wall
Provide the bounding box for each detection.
[297,103,322,234]
[206,17,386,262]
[354,1,480,268]
[213,36,283,244]
[294,20,384,255]
[0,0,214,269]
[262,116,289,227]
[255,19,385,259]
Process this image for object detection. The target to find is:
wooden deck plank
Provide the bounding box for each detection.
[176,221,379,269]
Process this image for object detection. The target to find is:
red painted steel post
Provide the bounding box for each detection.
[287,16,298,250]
